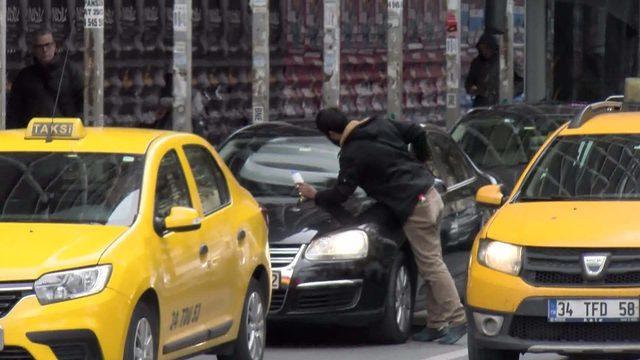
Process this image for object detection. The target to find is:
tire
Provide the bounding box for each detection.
[468,327,520,360]
[124,301,159,360]
[219,279,267,360]
[453,270,468,304]
[373,252,414,344]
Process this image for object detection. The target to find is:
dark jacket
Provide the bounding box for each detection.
[315,116,435,224]
[7,56,84,129]
[465,33,499,107]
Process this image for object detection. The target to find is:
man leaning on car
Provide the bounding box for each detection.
[298,108,467,345]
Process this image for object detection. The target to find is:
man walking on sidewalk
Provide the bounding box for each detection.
[298,108,467,344]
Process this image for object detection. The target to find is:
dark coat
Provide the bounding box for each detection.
[7,56,84,129]
[315,116,435,224]
[465,33,499,107]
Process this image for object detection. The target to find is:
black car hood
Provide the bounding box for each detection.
[257,196,393,245]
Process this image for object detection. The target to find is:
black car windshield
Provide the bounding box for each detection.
[519,135,640,201]
[452,114,557,168]
[0,152,144,225]
[219,135,340,197]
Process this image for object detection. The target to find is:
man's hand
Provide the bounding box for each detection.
[297,183,317,200]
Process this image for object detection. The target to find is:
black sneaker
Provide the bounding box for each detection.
[437,322,467,345]
[412,326,447,342]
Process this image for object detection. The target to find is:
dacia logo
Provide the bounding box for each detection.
[582,253,609,278]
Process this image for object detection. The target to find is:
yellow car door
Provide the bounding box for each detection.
[181,144,239,334]
[152,149,209,352]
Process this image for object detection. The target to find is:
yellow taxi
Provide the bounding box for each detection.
[468,101,640,359]
[0,118,270,360]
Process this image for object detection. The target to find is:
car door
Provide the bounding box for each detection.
[153,149,209,349]
[427,132,481,250]
[182,144,239,335]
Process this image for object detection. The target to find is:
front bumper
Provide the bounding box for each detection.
[469,300,640,356]
[268,246,389,326]
[0,286,131,359]
[467,259,640,355]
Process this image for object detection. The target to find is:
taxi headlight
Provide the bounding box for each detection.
[305,230,368,261]
[477,239,523,275]
[34,265,112,305]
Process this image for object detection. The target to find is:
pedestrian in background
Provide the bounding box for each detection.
[298,108,467,345]
[7,28,84,129]
[465,33,499,108]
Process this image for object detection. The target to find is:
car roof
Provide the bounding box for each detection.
[0,127,174,154]
[561,112,640,136]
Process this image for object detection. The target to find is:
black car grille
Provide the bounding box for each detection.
[510,316,640,342]
[521,247,640,286]
[270,289,287,312]
[0,283,33,319]
[292,286,361,312]
[0,347,34,360]
[269,246,302,268]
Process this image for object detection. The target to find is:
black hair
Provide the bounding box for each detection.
[32,27,54,45]
[315,107,349,136]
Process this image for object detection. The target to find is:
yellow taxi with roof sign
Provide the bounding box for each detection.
[0,118,270,360]
[467,101,640,359]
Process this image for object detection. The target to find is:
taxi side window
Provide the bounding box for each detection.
[183,145,230,215]
[155,150,192,219]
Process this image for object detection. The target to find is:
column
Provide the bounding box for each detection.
[83,0,105,126]
[251,0,269,123]
[172,0,193,132]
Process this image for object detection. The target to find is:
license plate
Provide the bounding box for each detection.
[548,299,640,323]
[271,271,280,290]
[0,325,3,351]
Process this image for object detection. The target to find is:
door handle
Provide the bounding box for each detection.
[199,244,209,257]
[237,230,246,242]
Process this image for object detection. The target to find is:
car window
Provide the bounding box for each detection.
[0,152,144,225]
[429,133,473,187]
[451,115,532,167]
[155,150,192,218]
[520,134,640,201]
[220,135,341,196]
[436,133,474,184]
[184,145,230,214]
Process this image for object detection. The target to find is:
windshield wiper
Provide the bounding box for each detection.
[519,194,572,202]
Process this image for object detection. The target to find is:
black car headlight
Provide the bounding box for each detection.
[477,239,523,276]
[305,230,369,261]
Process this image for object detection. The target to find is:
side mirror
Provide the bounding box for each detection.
[476,184,505,207]
[164,207,202,233]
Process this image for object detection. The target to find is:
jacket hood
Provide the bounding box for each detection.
[0,223,128,281]
[487,202,640,248]
[476,33,499,53]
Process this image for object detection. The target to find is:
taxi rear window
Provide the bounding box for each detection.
[0,152,144,225]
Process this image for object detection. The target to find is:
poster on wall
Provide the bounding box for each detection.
[141,0,165,54]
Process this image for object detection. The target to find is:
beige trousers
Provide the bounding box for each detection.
[403,187,466,329]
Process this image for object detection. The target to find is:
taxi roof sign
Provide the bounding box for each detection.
[25,118,86,140]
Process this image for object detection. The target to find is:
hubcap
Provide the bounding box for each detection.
[246,291,266,360]
[133,317,154,360]
[394,265,412,332]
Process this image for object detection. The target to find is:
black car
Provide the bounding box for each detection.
[451,103,583,193]
[218,121,494,343]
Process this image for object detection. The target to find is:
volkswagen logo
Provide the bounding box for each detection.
[582,253,610,279]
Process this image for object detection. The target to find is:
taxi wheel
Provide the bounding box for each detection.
[219,279,266,360]
[467,328,519,360]
[374,252,414,344]
[124,301,159,360]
